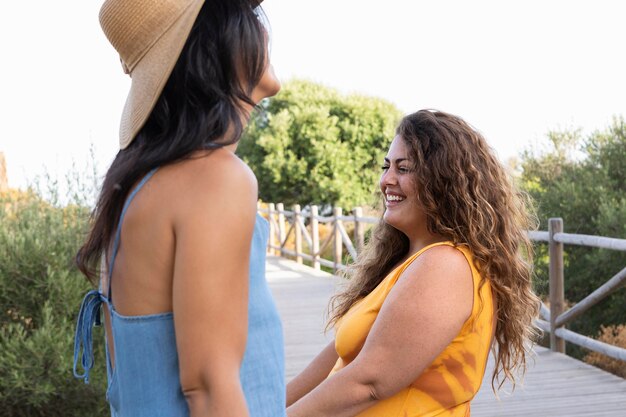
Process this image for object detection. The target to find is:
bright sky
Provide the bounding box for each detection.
[1,0,625,190]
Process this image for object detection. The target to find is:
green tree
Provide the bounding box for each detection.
[239,79,403,209]
[520,117,626,346]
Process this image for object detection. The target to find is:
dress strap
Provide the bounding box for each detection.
[107,168,158,303]
[73,290,105,383]
[72,167,158,384]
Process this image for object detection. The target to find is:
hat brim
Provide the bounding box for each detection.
[119,0,205,149]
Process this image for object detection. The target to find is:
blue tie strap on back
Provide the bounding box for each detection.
[73,289,104,383]
[72,168,158,385]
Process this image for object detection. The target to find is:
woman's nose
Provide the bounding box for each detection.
[381,169,397,187]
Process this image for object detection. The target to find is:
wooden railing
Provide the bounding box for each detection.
[532,218,626,362]
[258,203,377,272]
[258,203,626,363]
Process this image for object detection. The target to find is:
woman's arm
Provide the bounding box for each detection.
[287,245,474,417]
[287,340,339,406]
[172,151,258,417]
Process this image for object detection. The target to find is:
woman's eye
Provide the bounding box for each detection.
[398,167,409,173]
[381,165,390,171]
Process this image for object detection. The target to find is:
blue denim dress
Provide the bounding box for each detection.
[74,169,286,417]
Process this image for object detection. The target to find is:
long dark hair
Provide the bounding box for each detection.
[77,0,268,282]
[329,110,540,388]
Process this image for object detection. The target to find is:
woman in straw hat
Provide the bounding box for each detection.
[73,1,285,416]
[286,110,540,416]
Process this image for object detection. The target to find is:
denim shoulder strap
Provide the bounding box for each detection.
[74,167,159,383]
[107,168,159,304]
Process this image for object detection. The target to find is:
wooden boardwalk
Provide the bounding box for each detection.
[266,256,626,417]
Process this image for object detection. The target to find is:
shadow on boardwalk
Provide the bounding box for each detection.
[266,256,626,417]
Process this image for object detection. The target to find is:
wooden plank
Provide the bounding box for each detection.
[267,256,626,416]
[549,218,566,353]
[266,256,337,379]
[555,265,626,328]
[554,232,626,251]
[555,327,626,361]
[528,230,550,242]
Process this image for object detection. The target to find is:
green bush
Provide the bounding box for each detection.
[0,189,108,417]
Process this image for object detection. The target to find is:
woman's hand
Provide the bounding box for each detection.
[287,340,339,406]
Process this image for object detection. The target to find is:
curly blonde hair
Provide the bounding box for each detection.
[328,109,541,389]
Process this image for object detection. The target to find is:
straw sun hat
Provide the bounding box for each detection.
[99,0,264,149]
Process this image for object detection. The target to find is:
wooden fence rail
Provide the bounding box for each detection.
[261,203,377,272]
[258,203,626,364]
[533,217,626,362]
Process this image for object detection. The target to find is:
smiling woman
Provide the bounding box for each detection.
[379,138,437,252]
[286,109,540,417]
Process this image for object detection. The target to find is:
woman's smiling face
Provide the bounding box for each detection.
[379,136,425,235]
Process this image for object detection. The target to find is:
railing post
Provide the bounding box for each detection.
[549,217,565,354]
[333,207,343,273]
[294,204,303,264]
[277,203,286,258]
[311,205,320,270]
[268,203,277,255]
[354,206,364,255]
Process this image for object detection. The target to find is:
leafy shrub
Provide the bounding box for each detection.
[0,189,108,417]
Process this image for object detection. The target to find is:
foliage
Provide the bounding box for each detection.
[583,324,626,378]
[0,188,108,416]
[519,117,626,344]
[239,79,403,209]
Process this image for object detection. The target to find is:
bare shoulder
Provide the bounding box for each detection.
[181,148,256,192]
[159,149,258,223]
[399,244,473,292]
[173,149,256,199]
[405,245,472,276]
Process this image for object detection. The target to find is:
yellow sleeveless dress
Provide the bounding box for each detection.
[329,242,495,417]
